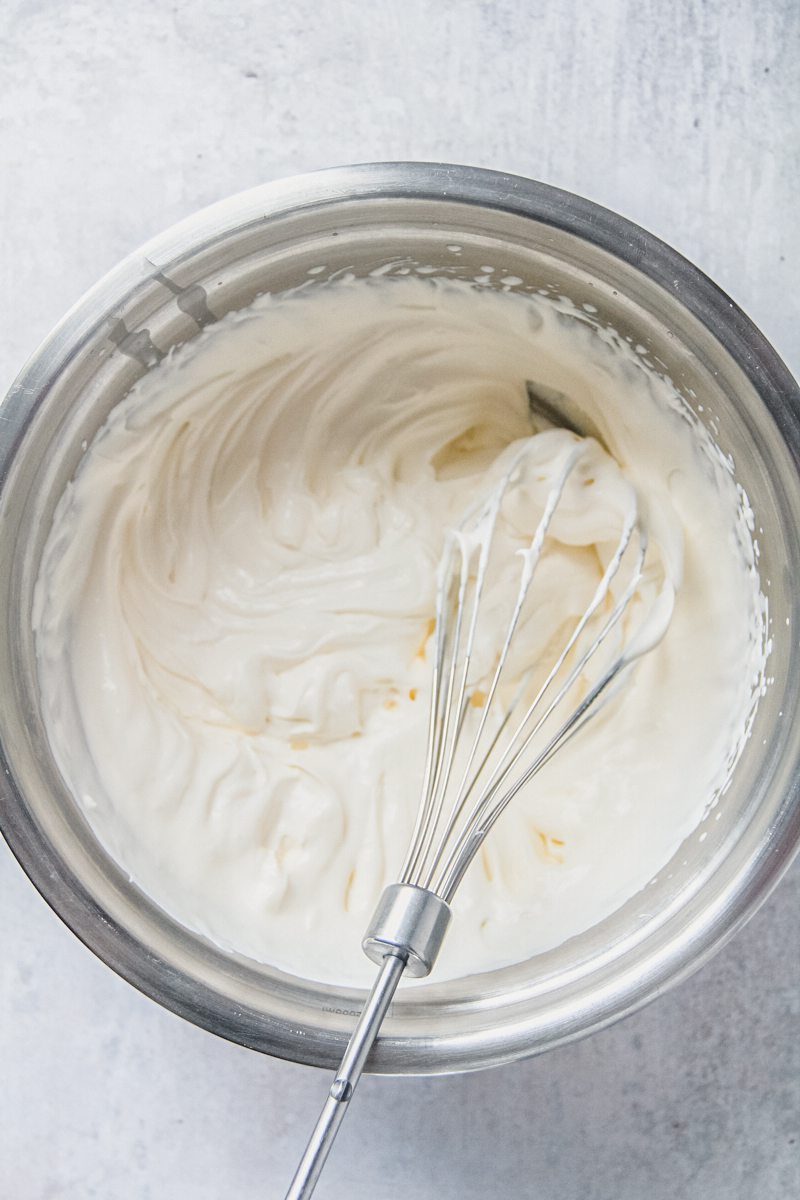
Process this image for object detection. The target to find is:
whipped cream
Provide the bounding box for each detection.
[33,275,765,985]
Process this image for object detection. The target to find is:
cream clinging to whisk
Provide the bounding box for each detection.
[33,273,765,985]
[395,429,673,904]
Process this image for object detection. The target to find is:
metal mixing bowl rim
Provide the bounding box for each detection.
[2,162,799,1073]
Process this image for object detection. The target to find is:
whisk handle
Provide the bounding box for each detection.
[285,886,451,1198]
[284,950,407,1200]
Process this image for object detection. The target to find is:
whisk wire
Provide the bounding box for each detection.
[399,536,469,883]
[416,443,590,889]
[432,522,647,898]
[401,438,573,885]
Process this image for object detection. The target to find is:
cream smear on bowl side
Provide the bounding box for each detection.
[32,275,766,986]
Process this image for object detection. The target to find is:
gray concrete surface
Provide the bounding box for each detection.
[1,1,798,1197]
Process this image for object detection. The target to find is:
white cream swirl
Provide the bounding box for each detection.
[33,276,763,984]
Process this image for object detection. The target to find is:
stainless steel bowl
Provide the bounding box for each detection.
[2,164,799,1075]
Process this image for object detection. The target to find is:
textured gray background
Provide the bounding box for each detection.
[1,2,798,1197]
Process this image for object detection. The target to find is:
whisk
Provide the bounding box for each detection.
[285,401,671,1199]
